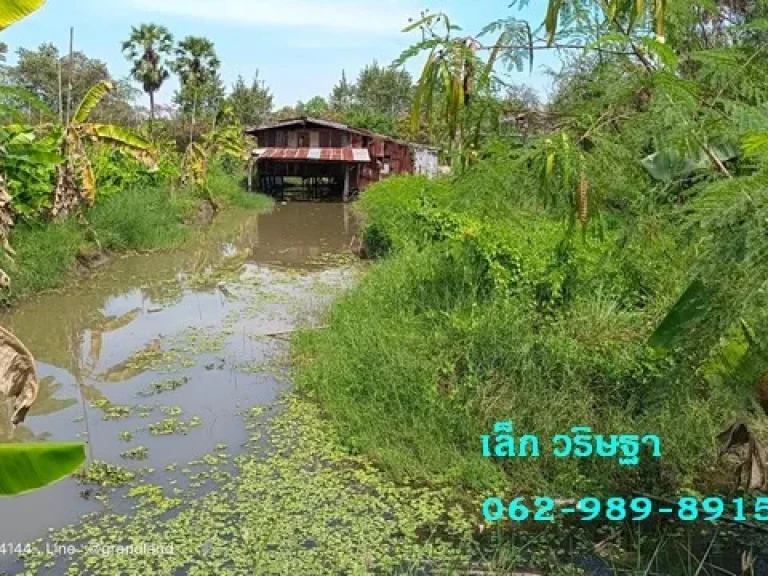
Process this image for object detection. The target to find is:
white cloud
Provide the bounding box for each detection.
[125,0,417,34]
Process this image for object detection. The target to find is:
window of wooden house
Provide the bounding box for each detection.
[330,130,343,147]
[298,131,310,147]
[319,130,331,148]
[261,131,275,147]
[275,131,287,147]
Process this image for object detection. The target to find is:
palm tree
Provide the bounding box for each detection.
[121,23,174,131]
[172,36,220,144]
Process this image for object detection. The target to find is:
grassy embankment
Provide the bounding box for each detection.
[293,148,747,502]
[0,167,272,306]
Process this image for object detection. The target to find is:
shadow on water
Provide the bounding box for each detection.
[0,202,359,552]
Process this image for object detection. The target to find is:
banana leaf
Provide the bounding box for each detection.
[0,0,45,31]
[72,81,113,124]
[0,85,54,117]
[87,124,152,151]
[648,278,713,350]
[641,143,739,182]
[0,442,85,496]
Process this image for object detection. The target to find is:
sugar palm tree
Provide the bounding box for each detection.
[121,23,174,131]
[172,36,220,144]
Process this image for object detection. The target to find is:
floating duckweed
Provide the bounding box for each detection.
[126,485,181,512]
[148,418,186,435]
[120,446,149,461]
[22,395,479,574]
[167,326,228,356]
[90,399,132,420]
[160,406,183,416]
[74,461,136,487]
[119,431,134,442]
[248,406,265,418]
[139,376,190,396]
[136,405,155,418]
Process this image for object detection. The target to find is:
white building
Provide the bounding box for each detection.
[411,144,440,178]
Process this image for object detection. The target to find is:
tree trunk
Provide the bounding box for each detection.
[189,89,198,146]
[149,90,155,137]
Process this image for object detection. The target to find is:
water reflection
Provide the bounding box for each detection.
[0,202,358,545]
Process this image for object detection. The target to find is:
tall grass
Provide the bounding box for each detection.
[2,218,85,300]
[88,186,193,252]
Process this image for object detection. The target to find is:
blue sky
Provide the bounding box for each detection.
[3,0,562,109]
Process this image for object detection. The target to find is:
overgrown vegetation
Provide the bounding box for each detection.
[294,0,768,571]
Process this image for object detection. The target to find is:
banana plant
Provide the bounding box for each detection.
[0,0,48,281]
[52,80,155,216]
[181,105,244,192]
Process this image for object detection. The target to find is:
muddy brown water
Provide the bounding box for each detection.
[0,202,359,553]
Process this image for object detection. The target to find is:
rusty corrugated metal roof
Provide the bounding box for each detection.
[252,147,371,163]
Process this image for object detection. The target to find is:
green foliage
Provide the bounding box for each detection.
[351,61,413,118]
[5,43,139,123]
[226,72,273,127]
[324,62,414,138]
[294,8,768,541]
[0,123,62,217]
[89,146,160,198]
[295,96,329,119]
[0,442,86,496]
